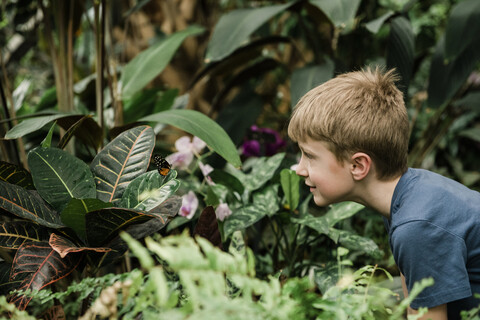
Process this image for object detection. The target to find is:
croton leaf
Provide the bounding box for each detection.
[0,221,50,249]
[57,115,103,151]
[0,181,63,228]
[90,125,155,205]
[0,161,34,189]
[28,147,96,211]
[85,207,155,247]
[9,241,83,310]
[60,198,113,240]
[0,261,24,296]
[49,233,111,258]
[119,170,180,211]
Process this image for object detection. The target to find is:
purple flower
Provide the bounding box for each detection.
[215,203,232,221]
[240,125,286,157]
[179,191,198,219]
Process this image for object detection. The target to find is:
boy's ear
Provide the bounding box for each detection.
[350,152,372,181]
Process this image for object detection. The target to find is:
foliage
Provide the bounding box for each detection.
[0,125,181,311]
[1,231,434,319]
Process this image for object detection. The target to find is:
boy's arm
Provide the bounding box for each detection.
[401,273,448,320]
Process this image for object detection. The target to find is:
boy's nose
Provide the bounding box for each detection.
[295,159,307,177]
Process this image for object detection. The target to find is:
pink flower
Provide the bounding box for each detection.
[215,203,232,221]
[179,191,198,219]
[166,136,207,170]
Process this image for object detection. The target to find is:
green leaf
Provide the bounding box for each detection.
[292,202,364,234]
[280,169,300,211]
[28,147,96,211]
[41,121,57,148]
[121,25,205,99]
[427,35,480,109]
[4,113,82,139]
[224,204,269,238]
[0,181,63,228]
[57,115,103,151]
[253,184,280,216]
[329,228,383,259]
[459,128,480,143]
[205,2,294,62]
[140,109,241,167]
[291,61,334,108]
[364,10,394,34]
[91,126,155,205]
[119,170,180,211]
[86,208,155,246]
[61,198,113,239]
[309,0,361,28]
[444,0,480,60]
[0,161,34,189]
[386,16,415,94]
[225,153,285,191]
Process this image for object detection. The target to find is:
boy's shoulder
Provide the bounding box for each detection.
[389,168,480,230]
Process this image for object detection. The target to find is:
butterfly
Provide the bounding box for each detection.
[153,154,171,176]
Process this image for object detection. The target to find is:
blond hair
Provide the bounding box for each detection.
[288,67,409,180]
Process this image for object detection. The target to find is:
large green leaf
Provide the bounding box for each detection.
[119,170,180,211]
[90,125,155,205]
[0,161,34,189]
[120,25,205,99]
[309,0,361,28]
[4,113,82,139]
[140,110,241,167]
[205,2,295,62]
[85,207,155,246]
[225,153,285,191]
[0,181,63,228]
[0,221,50,249]
[28,147,96,211]
[386,16,415,94]
[61,198,113,239]
[290,61,334,109]
[444,0,480,60]
[427,36,480,109]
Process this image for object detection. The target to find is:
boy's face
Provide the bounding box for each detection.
[296,138,355,207]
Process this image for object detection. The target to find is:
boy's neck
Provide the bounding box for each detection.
[351,174,402,220]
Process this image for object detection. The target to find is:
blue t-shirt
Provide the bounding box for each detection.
[384,168,480,318]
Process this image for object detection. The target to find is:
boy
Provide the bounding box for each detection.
[288,67,480,320]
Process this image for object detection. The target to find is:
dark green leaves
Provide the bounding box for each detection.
[205,2,294,62]
[0,181,63,228]
[444,0,480,61]
[121,25,205,99]
[386,16,415,95]
[309,0,361,28]
[0,161,34,189]
[28,147,96,211]
[90,125,155,205]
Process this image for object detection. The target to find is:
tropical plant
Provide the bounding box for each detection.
[0,124,181,312]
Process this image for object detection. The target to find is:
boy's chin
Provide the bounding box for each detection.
[313,195,332,207]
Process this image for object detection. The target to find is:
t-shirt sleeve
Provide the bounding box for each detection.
[391,220,472,309]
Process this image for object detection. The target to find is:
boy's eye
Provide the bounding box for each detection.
[303,152,313,159]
